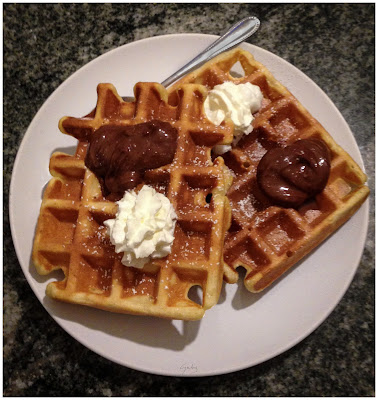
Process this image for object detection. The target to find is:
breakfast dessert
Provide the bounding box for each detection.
[169,48,370,292]
[32,82,234,320]
[32,46,369,322]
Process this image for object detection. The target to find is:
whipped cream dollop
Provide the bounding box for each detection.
[104,185,177,269]
[204,81,263,154]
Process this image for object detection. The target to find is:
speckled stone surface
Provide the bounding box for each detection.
[3,3,374,397]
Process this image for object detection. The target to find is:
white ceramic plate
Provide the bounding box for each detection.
[10,34,369,377]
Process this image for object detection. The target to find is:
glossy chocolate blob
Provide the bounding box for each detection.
[85,120,178,199]
[256,138,331,208]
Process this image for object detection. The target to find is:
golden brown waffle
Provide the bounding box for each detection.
[169,48,370,293]
[32,82,234,320]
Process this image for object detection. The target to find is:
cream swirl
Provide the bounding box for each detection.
[204,81,263,154]
[104,185,177,268]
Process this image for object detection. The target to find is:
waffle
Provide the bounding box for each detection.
[32,82,234,320]
[169,48,370,292]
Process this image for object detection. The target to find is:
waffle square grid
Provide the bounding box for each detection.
[169,48,370,292]
[32,82,233,320]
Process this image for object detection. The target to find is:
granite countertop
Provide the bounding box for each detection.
[4,4,374,396]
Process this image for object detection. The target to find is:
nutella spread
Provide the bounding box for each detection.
[85,120,177,199]
[256,139,331,208]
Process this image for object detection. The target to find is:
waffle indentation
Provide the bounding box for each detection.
[269,102,310,136]
[237,126,278,163]
[171,220,212,262]
[79,210,112,250]
[78,255,115,295]
[166,268,206,307]
[122,267,159,299]
[47,179,83,201]
[40,207,78,245]
[257,212,305,255]
[38,250,71,271]
[177,173,217,212]
[224,235,270,268]
[298,193,337,227]
[144,169,171,196]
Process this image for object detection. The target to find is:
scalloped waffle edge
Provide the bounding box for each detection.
[32,82,234,320]
[168,48,369,292]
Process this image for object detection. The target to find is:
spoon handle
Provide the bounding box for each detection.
[161,16,260,88]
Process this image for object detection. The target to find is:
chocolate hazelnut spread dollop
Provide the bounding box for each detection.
[85,120,178,199]
[256,138,331,208]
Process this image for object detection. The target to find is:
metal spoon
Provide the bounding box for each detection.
[161,16,260,87]
[123,16,260,101]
